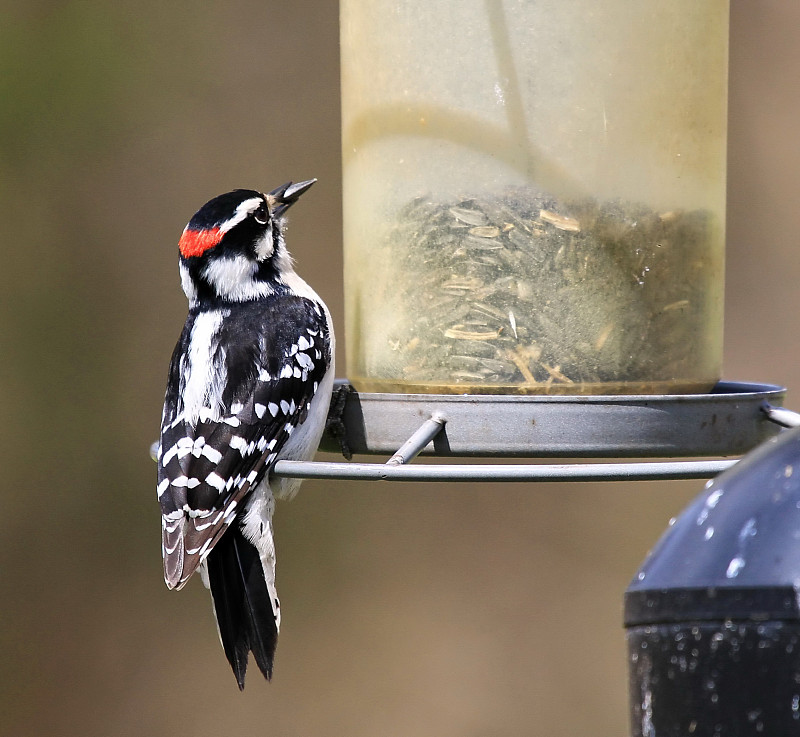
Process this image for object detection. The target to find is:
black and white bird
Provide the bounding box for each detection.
[157,181,334,689]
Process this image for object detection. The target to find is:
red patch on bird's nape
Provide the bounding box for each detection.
[179,227,223,258]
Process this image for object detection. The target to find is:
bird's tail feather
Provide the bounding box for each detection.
[207,526,278,689]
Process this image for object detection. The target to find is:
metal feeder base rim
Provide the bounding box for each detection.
[322,380,788,458]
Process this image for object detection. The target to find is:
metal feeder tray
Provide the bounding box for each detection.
[269,381,795,484]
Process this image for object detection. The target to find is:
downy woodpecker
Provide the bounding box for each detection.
[157,181,334,688]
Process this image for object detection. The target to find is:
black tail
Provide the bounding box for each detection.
[206,527,278,689]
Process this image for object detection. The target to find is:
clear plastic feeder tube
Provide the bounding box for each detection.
[341,0,729,395]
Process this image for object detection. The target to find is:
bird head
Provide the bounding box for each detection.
[177,180,316,306]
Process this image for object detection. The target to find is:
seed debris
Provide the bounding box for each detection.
[376,186,716,393]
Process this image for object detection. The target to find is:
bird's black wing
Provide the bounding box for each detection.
[157,296,331,589]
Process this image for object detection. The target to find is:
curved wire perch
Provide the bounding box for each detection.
[281,410,740,481]
[272,458,737,483]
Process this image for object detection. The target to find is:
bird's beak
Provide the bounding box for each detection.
[267,179,316,218]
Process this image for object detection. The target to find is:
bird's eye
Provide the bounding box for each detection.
[253,205,269,225]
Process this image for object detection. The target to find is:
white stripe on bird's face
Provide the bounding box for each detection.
[220,197,275,263]
[218,197,263,234]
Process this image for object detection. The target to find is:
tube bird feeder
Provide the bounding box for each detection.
[341,0,729,396]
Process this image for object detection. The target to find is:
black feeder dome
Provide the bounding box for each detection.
[625,426,800,736]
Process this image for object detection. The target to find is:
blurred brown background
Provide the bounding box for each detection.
[1,2,798,735]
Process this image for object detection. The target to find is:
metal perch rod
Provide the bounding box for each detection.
[272,458,737,483]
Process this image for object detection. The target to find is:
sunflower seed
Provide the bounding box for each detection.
[449,207,488,226]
